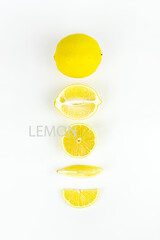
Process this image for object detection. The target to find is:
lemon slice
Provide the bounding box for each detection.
[62,124,96,158]
[62,189,100,208]
[57,165,103,178]
[54,84,102,120]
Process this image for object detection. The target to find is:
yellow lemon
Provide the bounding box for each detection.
[54,33,102,78]
[54,84,102,120]
[57,165,103,178]
[62,124,96,158]
[62,189,100,208]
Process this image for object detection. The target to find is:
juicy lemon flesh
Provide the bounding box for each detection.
[62,124,96,158]
[54,84,102,120]
[57,165,103,178]
[54,34,102,78]
[62,189,100,208]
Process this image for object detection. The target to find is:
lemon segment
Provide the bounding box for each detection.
[54,33,102,78]
[62,189,100,208]
[62,124,96,158]
[54,84,102,120]
[57,165,103,178]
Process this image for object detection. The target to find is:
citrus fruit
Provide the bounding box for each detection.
[54,84,102,120]
[61,124,96,158]
[57,165,103,178]
[54,33,102,78]
[62,189,100,208]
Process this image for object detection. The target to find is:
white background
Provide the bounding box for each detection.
[0,0,160,239]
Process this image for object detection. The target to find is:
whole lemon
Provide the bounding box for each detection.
[54,34,102,78]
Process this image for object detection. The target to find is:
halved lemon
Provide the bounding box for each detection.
[62,124,96,158]
[57,165,103,178]
[62,189,100,208]
[54,84,102,120]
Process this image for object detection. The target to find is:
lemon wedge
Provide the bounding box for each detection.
[62,189,100,208]
[62,124,96,158]
[54,84,102,120]
[57,165,103,178]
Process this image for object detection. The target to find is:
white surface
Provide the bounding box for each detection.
[0,0,160,239]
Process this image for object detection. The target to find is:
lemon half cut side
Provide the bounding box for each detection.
[62,189,100,208]
[61,123,96,158]
[54,84,102,120]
